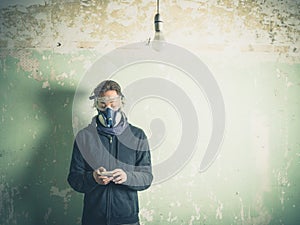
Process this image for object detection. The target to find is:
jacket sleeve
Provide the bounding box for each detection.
[123,131,153,191]
[67,141,98,194]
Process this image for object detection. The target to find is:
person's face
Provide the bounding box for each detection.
[96,90,121,111]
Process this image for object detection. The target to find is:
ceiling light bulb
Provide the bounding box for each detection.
[152,12,165,51]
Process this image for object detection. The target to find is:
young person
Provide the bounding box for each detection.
[68,80,153,225]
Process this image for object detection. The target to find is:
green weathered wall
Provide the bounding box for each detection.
[0,0,299,225]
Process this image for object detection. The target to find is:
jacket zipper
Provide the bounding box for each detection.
[107,135,113,225]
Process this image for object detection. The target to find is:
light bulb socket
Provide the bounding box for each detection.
[154,13,163,32]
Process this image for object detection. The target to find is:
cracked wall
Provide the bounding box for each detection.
[0,0,299,225]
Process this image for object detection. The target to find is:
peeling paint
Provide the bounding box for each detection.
[0,0,298,59]
[0,1,300,225]
[0,183,18,225]
[50,186,72,211]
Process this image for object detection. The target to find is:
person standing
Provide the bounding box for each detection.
[68,80,153,225]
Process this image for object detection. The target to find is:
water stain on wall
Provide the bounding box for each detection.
[0,0,299,56]
[0,0,299,225]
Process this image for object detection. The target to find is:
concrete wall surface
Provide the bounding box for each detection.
[0,0,299,225]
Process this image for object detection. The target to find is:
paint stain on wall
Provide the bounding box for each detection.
[0,0,299,57]
[0,1,299,225]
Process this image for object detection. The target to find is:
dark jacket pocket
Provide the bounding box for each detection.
[111,186,138,218]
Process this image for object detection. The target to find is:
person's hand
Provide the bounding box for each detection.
[93,167,113,185]
[112,169,127,184]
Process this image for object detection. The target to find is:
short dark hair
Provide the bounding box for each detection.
[89,80,123,99]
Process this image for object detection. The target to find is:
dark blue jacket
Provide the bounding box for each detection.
[67,118,153,225]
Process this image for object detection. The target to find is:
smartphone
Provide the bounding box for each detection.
[100,171,114,177]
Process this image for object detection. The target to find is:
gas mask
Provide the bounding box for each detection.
[95,95,122,128]
[98,107,122,128]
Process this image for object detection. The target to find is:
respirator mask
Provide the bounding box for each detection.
[95,95,122,128]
